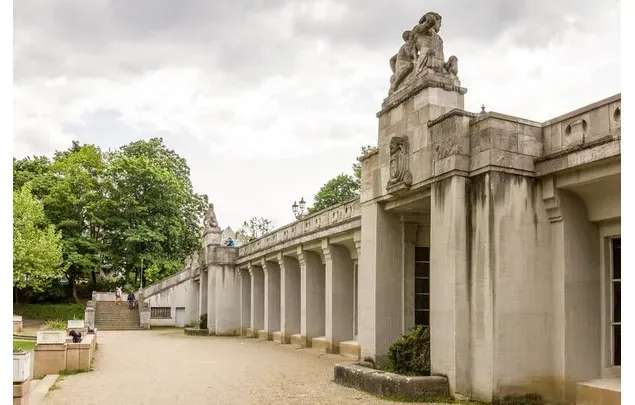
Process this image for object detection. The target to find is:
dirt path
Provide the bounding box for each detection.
[44,329,421,405]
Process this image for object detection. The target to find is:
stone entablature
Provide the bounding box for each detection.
[236,198,361,262]
[542,94,621,156]
[426,94,621,182]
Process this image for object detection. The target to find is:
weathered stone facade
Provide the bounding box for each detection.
[139,11,620,404]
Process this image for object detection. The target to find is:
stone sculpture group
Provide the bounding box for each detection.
[388,11,459,95]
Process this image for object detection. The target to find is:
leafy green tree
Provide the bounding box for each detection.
[13,185,63,296]
[309,174,360,213]
[43,142,105,302]
[236,217,273,244]
[13,156,52,199]
[308,145,372,213]
[100,138,207,286]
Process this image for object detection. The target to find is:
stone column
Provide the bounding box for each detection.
[207,265,218,335]
[298,246,325,347]
[358,202,403,361]
[278,254,301,343]
[239,269,251,336]
[543,180,601,403]
[402,222,418,333]
[214,265,241,335]
[353,233,361,341]
[322,240,354,353]
[262,259,281,340]
[248,263,264,334]
[430,176,470,396]
[199,268,208,322]
[187,277,199,326]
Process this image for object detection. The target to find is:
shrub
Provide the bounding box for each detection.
[14,303,85,321]
[44,319,66,330]
[386,325,430,376]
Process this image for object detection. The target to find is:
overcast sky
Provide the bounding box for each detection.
[13,0,620,230]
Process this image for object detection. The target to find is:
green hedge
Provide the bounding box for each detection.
[14,303,85,321]
[386,325,430,376]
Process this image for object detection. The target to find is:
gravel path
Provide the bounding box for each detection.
[44,329,427,405]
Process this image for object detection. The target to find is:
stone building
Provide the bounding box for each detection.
[138,11,620,404]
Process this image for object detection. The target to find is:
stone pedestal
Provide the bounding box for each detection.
[13,315,23,333]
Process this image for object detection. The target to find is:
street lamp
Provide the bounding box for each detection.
[292,197,306,219]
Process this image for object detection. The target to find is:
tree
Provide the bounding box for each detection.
[236,217,274,244]
[100,138,207,286]
[43,142,105,302]
[308,145,372,213]
[13,156,52,199]
[13,184,63,296]
[309,174,360,213]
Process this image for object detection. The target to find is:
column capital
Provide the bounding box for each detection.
[297,246,306,266]
[541,176,563,223]
[321,239,333,262]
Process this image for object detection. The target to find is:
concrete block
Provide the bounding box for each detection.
[339,340,361,360]
[34,343,66,378]
[311,336,330,352]
[290,334,306,348]
[334,363,449,400]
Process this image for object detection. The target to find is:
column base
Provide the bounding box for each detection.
[290,334,307,347]
[338,340,361,360]
[256,330,270,340]
[244,328,256,338]
[272,331,284,343]
[311,336,330,352]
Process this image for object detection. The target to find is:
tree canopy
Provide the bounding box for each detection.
[307,145,372,213]
[309,174,360,213]
[236,217,274,244]
[13,184,63,293]
[13,138,207,301]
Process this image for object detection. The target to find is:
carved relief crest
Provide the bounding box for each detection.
[387,136,412,192]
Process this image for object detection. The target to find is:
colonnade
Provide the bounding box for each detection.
[234,237,360,356]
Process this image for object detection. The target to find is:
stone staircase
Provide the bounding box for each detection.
[94,301,142,330]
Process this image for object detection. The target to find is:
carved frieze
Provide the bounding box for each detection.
[387,136,413,193]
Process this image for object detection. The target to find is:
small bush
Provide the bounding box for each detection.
[14,303,84,321]
[386,325,430,376]
[44,320,67,330]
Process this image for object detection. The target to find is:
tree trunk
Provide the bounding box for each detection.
[71,278,80,303]
[91,270,97,286]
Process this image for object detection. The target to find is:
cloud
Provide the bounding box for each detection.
[13,0,620,228]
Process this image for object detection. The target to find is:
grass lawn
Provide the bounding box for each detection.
[13,339,36,352]
[14,303,85,321]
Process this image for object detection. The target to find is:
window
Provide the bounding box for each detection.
[611,238,621,366]
[151,307,171,319]
[414,246,430,326]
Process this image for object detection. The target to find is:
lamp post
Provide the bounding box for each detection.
[292,197,306,220]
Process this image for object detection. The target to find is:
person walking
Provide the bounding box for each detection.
[115,286,122,305]
[127,291,136,310]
